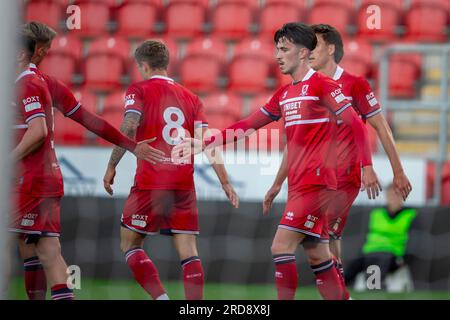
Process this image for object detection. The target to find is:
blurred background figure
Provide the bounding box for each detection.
[345,184,417,292]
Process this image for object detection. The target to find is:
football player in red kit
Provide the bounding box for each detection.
[173,23,380,300]
[16,22,165,300]
[263,24,412,299]
[103,40,238,300]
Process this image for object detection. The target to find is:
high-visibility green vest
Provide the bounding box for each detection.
[362,207,417,257]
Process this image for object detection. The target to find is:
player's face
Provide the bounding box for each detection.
[32,42,51,66]
[275,37,303,75]
[309,34,333,71]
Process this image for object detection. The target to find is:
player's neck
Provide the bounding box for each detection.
[319,60,338,78]
[145,70,169,80]
[290,63,311,82]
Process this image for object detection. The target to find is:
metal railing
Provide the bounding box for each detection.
[379,44,450,206]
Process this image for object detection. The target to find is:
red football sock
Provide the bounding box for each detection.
[125,247,166,300]
[181,256,204,300]
[334,259,350,300]
[273,254,298,300]
[311,259,345,300]
[51,284,74,300]
[24,256,47,300]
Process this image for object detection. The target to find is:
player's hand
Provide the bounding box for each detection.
[171,137,203,162]
[361,165,382,200]
[222,182,239,208]
[393,171,412,201]
[103,166,116,196]
[263,184,281,215]
[133,137,166,164]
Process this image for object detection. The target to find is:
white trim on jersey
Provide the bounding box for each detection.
[364,108,382,119]
[124,109,142,116]
[279,96,319,106]
[333,65,344,81]
[13,124,29,129]
[285,114,303,121]
[150,75,174,82]
[170,229,200,235]
[278,225,321,238]
[8,228,41,235]
[25,113,46,123]
[285,118,330,127]
[302,68,316,81]
[15,69,35,83]
[64,102,81,117]
[28,63,37,69]
[335,102,352,116]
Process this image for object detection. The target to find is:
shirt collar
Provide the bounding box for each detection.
[29,63,37,70]
[15,69,35,83]
[292,68,316,85]
[333,65,344,81]
[150,75,174,82]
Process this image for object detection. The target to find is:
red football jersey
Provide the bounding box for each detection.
[124,75,208,190]
[14,69,64,197]
[332,66,382,186]
[29,63,81,116]
[261,69,352,192]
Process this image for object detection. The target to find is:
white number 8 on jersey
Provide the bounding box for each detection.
[162,106,186,145]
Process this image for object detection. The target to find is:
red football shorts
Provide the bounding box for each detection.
[121,187,199,236]
[9,193,61,243]
[327,181,360,240]
[278,185,334,243]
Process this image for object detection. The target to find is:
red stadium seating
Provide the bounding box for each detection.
[312,0,355,10]
[25,0,62,31]
[228,38,275,94]
[210,0,254,40]
[83,36,130,91]
[72,1,111,38]
[426,160,450,206]
[202,91,243,131]
[259,1,303,39]
[167,0,209,6]
[165,1,206,39]
[387,53,422,98]
[39,35,83,86]
[405,1,448,42]
[357,0,401,41]
[53,111,87,146]
[179,37,227,92]
[103,90,126,113]
[71,88,99,114]
[116,0,159,38]
[308,2,352,35]
[339,38,373,77]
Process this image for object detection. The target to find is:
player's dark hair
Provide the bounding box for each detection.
[135,40,169,70]
[311,24,344,63]
[19,31,36,60]
[274,22,317,51]
[22,21,57,45]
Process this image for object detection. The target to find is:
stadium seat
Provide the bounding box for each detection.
[357,0,402,41]
[308,2,352,35]
[116,0,160,38]
[96,109,125,146]
[311,0,355,10]
[102,90,126,113]
[339,38,373,77]
[129,37,179,83]
[72,0,111,38]
[25,0,63,31]
[83,36,131,91]
[165,1,206,39]
[179,37,227,92]
[39,35,83,86]
[210,0,254,40]
[426,160,450,205]
[228,38,275,94]
[53,110,87,146]
[387,53,422,98]
[71,87,99,114]
[258,1,303,39]
[405,1,448,42]
[202,91,243,130]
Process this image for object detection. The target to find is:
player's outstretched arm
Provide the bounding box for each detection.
[263,146,288,215]
[339,108,382,200]
[172,109,274,161]
[69,107,165,163]
[367,113,412,200]
[198,127,239,208]
[12,117,47,161]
